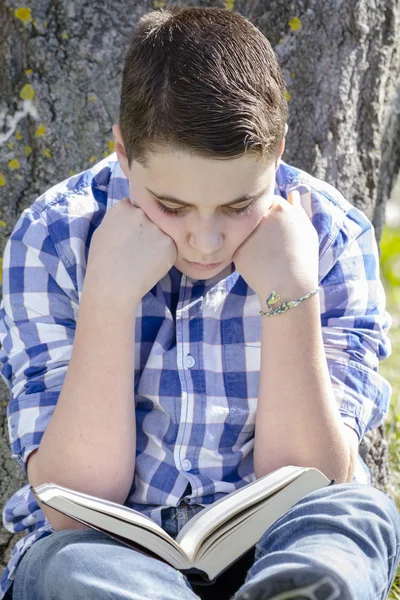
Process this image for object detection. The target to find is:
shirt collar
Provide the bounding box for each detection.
[107,153,129,210]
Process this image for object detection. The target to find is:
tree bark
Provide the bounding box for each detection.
[1,0,399,572]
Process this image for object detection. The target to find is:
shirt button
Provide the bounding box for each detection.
[182,459,192,471]
[185,355,196,368]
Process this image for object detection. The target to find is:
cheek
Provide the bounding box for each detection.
[230,215,262,248]
[128,194,175,236]
[147,210,183,243]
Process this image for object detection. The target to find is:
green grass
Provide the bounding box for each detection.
[379,226,400,599]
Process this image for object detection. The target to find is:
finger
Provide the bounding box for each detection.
[288,190,301,206]
[268,195,281,209]
[125,196,139,208]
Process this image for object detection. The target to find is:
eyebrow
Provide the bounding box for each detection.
[145,186,269,207]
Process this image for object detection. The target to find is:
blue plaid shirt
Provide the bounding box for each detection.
[0,154,392,598]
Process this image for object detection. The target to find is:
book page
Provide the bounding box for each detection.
[195,490,279,559]
[195,470,330,580]
[176,466,307,558]
[34,484,178,548]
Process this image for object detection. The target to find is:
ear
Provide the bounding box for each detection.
[275,126,287,170]
[112,124,130,179]
[278,137,285,159]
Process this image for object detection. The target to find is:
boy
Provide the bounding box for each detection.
[0,5,399,600]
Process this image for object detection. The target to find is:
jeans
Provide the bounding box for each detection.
[8,482,400,600]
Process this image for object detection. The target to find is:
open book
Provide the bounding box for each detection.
[30,465,333,585]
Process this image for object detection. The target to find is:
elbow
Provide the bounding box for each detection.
[27,448,133,530]
[28,450,91,531]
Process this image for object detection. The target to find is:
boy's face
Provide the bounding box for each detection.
[113,125,284,280]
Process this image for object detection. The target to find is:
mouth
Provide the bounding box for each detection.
[185,260,223,270]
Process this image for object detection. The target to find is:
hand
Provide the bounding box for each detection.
[86,197,177,305]
[232,191,319,302]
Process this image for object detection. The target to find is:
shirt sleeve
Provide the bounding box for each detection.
[0,206,78,477]
[318,204,392,442]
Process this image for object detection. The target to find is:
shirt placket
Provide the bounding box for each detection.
[174,277,204,488]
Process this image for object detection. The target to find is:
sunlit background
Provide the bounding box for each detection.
[380,175,400,599]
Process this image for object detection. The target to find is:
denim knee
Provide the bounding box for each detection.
[44,530,182,596]
[254,482,400,562]
[13,528,196,600]
[356,484,400,557]
[39,530,121,598]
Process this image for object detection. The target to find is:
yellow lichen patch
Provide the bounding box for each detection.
[89,156,96,163]
[43,148,52,158]
[8,159,20,170]
[14,7,32,23]
[0,174,5,187]
[35,124,46,137]
[16,131,23,140]
[87,94,97,102]
[223,0,235,9]
[289,16,301,32]
[62,32,68,39]
[7,141,14,150]
[0,221,6,227]
[103,140,115,158]
[285,90,291,101]
[291,72,295,77]
[25,68,33,75]
[69,171,76,176]
[2,401,8,407]
[153,0,166,7]
[66,143,71,149]
[24,146,32,157]
[279,38,284,44]
[20,84,35,101]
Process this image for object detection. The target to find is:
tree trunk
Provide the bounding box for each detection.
[1,0,399,572]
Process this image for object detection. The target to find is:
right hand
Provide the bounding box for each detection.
[85,197,177,305]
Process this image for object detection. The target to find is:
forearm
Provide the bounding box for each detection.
[30,274,138,507]
[254,289,351,483]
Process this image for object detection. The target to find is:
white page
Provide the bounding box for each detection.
[196,469,330,580]
[35,484,178,548]
[177,465,307,558]
[196,489,279,560]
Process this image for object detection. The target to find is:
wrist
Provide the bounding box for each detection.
[256,281,319,307]
[81,273,141,317]
[259,292,320,325]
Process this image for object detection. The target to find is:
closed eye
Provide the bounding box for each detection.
[155,199,258,217]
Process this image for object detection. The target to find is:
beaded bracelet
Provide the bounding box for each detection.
[259,286,320,317]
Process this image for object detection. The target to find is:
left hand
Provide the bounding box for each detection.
[232,190,320,301]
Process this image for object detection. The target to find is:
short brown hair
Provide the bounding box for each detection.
[119,4,288,167]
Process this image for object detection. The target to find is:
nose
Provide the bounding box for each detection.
[188,217,224,257]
